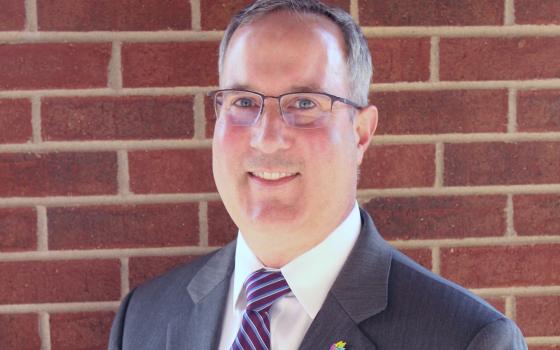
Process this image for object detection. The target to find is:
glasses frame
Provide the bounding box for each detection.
[208,88,364,128]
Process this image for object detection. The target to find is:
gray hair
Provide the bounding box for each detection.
[218,0,373,107]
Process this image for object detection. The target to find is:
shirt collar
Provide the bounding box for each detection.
[232,202,361,318]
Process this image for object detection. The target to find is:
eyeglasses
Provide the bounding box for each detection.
[208,89,363,129]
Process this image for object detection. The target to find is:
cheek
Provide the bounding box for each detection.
[213,123,249,175]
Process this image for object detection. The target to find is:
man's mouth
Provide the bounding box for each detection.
[249,171,299,181]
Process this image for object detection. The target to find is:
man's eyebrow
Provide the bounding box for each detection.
[224,84,326,94]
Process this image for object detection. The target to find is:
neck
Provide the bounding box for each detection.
[242,203,356,268]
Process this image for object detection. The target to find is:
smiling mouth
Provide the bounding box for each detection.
[249,171,299,181]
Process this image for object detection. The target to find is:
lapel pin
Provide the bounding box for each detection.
[329,340,347,350]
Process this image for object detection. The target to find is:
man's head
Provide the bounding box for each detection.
[218,0,373,107]
[211,0,378,266]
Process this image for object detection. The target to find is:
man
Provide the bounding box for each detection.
[109,1,527,349]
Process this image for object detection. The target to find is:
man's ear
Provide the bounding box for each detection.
[354,104,378,165]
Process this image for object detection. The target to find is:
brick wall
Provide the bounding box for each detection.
[0,0,559,348]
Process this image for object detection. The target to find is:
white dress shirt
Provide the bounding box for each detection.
[218,202,361,350]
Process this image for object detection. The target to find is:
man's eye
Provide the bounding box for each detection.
[233,98,256,107]
[294,98,316,109]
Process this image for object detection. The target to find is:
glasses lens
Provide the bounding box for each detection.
[214,90,262,126]
[280,93,331,128]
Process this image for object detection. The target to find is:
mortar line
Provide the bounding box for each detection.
[3,184,560,209]
[1,131,560,154]
[36,206,48,251]
[525,336,560,345]
[120,257,130,297]
[350,0,359,24]
[505,194,517,237]
[193,93,206,139]
[39,311,51,350]
[388,235,560,249]
[198,201,209,247]
[0,246,218,262]
[1,236,560,262]
[31,96,42,143]
[2,25,560,42]
[190,0,201,31]
[434,143,444,188]
[0,302,120,314]
[361,25,560,37]
[0,193,222,208]
[108,41,123,90]
[24,0,38,32]
[471,285,560,297]
[429,37,440,82]
[117,150,131,195]
[505,295,515,319]
[0,139,212,153]
[508,88,518,133]
[504,0,515,25]
[3,80,560,99]
[431,246,440,274]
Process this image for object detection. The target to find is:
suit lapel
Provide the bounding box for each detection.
[299,209,393,350]
[166,241,236,350]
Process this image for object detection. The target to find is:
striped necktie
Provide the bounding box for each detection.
[230,269,291,350]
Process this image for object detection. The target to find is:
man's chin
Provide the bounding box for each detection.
[244,206,304,233]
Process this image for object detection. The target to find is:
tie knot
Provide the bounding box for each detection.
[244,269,291,312]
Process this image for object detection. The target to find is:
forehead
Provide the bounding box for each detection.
[221,10,349,95]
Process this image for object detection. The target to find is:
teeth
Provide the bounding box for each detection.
[252,172,297,180]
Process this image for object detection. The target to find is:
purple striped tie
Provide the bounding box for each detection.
[230,269,291,350]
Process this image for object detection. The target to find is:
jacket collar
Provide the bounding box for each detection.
[299,208,392,349]
[167,241,236,350]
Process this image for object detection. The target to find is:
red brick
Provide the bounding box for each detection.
[517,295,560,336]
[369,38,430,83]
[208,201,237,246]
[0,208,36,252]
[205,94,217,138]
[530,347,560,350]
[0,260,120,304]
[48,203,199,250]
[128,149,215,194]
[50,312,115,350]
[0,44,111,90]
[0,99,32,143]
[129,255,195,289]
[199,0,350,30]
[444,142,560,186]
[514,195,560,236]
[440,245,560,288]
[359,144,435,188]
[516,0,560,24]
[42,96,195,141]
[38,0,190,31]
[517,90,560,132]
[122,42,219,88]
[484,297,506,315]
[0,314,41,350]
[0,0,25,30]
[440,38,560,81]
[359,0,503,26]
[0,152,118,196]
[373,90,508,135]
[399,248,432,270]
[364,195,507,240]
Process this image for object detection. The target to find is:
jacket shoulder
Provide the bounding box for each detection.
[363,248,525,349]
[108,247,228,350]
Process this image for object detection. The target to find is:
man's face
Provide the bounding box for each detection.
[212,11,376,251]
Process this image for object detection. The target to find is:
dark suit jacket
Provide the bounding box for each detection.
[109,209,527,349]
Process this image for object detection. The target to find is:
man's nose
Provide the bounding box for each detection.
[249,99,290,153]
